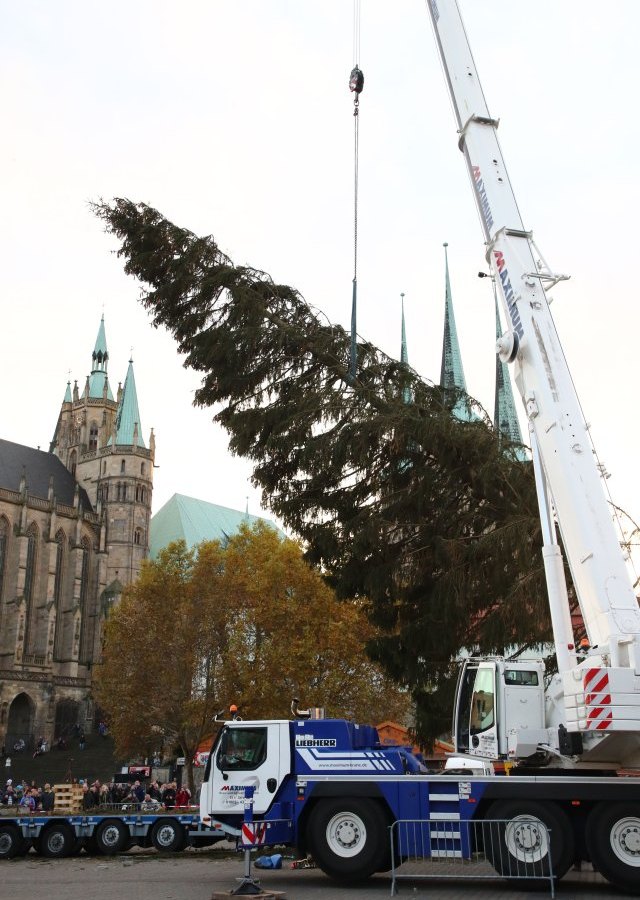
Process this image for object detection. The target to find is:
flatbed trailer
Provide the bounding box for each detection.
[0,808,224,858]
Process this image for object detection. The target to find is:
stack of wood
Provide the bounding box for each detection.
[52,783,83,814]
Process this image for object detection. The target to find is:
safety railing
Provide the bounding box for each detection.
[390,817,555,898]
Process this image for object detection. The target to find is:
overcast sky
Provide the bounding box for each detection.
[2,1,639,567]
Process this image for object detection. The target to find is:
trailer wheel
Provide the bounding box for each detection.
[95,819,129,855]
[38,822,74,858]
[150,818,187,852]
[586,801,640,892]
[485,800,574,887]
[306,798,386,883]
[0,824,23,859]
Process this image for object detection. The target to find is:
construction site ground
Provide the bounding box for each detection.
[0,845,628,900]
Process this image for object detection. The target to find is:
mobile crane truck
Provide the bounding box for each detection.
[198,0,640,892]
[2,0,638,890]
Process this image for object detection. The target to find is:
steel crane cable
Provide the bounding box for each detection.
[349,0,364,381]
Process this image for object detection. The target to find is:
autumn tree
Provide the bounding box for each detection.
[94,523,409,788]
[93,198,563,744]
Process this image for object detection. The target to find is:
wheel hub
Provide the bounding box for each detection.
[612,818,640,867]
[326,811,368,858]
[504,815,548,863]
[335,820,358,849]
[0,834,12,853]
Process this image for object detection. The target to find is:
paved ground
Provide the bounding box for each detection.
[0,848,630,900]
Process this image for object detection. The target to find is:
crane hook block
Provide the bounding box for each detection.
[349,66,364,94]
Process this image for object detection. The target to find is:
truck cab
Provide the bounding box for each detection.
[200,720,291,819]
[454,658,548,761]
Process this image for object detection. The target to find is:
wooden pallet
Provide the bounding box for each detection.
[52,783,83,813]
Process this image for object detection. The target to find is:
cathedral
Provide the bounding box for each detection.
[0,317,153,752]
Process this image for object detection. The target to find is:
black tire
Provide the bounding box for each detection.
[95,819,129,855]
[485,800,574,889]
[306,798,387,883]
[38,823,75,859]
[150,818,187,853]
[586,801,640,893]
[0,824,23,860]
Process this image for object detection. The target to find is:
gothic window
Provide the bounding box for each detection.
[134,528,143,545]
[23,523,38,651]
[141,463,145,476]
[102,483,108,502]
[0,517,8,603]
[103,460,106,474]
[78,537,91,663]
[69,450,77,477]
[122,483,127,501]
[120,459,126,474]
[89,422,99,451]
[52,531,65,660]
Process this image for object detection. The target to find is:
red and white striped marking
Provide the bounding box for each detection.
[583,668,612,730]
[241,822,266,846]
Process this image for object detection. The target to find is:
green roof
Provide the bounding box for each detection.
[149,493,284,558]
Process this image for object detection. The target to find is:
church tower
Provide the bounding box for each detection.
[51,317,154,591]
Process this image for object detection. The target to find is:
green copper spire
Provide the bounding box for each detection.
[87,315,114,401]
[439,243,473,422]
[113,359,146,448]
[63,381,72,403]
[400,293,408,365]
[494,292,526,457]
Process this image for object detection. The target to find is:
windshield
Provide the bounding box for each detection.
[217,727,268,772]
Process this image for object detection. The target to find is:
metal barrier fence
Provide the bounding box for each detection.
[390,817,555,898]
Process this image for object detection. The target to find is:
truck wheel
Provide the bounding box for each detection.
[95,819,129,855]
[485,800,574,886]
[586,802,640,892]
[150,818,187,852]
[306,798,386,883]
[0,824,23,859]
[38,823,74,858]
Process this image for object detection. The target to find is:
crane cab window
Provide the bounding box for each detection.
[504,670,539,686]
[470,668,495,734]
[217,727,267,772]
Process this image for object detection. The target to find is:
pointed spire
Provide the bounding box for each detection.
[494,291,526,455]
[439,243,473,422]
[439,243,467,393]
[400,293,412,405]
[87,315,114,400]
[63,381,72,403]
[93,315,109,372]
[400,293,408,365]
[110,359,146,448]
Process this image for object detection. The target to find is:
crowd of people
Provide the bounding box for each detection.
[1,777,195,813]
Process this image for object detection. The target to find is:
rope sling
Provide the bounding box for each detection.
[349,0,363,381]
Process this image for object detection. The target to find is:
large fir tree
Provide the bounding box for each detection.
[94,198,564,743]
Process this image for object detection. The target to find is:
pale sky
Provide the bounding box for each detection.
[2,1,639,565]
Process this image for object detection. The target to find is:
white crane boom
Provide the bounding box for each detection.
[427,0,640,755]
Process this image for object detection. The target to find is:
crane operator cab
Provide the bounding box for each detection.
[454,659,547,761]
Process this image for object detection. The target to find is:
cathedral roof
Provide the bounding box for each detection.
[0,438,93,510]
[109,360,145,448]
[149,493,283,559]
